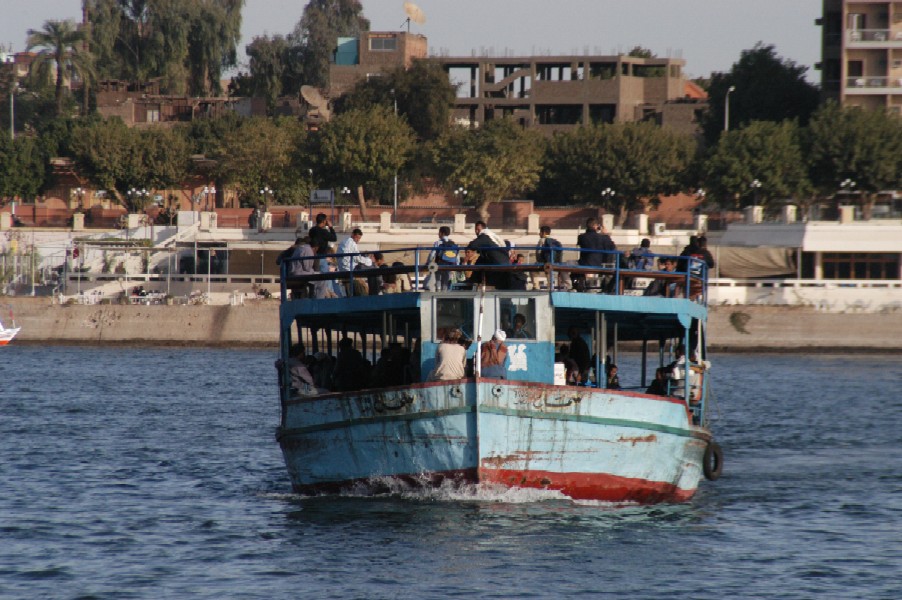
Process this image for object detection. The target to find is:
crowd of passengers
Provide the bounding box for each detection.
[278,327,702,406]
[278,214,715,298]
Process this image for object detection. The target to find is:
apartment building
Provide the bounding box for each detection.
[327,31,705,134]
[819,0,902,114]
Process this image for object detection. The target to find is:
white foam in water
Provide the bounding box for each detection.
[328,474,576,504]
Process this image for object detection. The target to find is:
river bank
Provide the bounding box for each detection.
[4,297,901,352]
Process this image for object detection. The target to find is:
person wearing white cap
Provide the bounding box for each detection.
[480,329,509,378]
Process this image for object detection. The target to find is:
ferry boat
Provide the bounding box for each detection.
[275,245,722,503]
[0,311,20,346]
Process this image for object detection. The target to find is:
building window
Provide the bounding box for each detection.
[369,36,398,51]
[820,253,900,280]
[147,109,160,123]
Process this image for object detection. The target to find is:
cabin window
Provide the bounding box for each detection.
[434,298,474,342]
[497,297,536,340]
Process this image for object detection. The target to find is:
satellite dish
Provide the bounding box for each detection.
[402,2,426,31]
[300,85,332,121]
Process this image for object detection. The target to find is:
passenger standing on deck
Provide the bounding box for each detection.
[427,226,458,291]
[308,213,337,252]
[629,238,654,270]
[573,218,616,291]
[536,225,569,290]
[337,228,372,296]
[481,329,509,378]
[427,328,468,381]
[468,221,510,289]
[567,326,591,381]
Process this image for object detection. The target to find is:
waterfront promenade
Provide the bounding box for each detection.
[5,297,900,352]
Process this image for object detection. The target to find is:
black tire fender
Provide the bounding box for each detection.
[703,441,724,481]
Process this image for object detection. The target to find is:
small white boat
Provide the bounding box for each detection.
[0,314,20,346]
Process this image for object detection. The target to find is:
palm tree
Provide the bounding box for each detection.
[26,19,94,115]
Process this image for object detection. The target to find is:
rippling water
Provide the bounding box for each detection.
[1,346,900,599]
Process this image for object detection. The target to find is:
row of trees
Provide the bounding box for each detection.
[3,96,901,220]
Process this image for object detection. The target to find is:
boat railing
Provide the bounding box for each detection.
[279,245,708,304]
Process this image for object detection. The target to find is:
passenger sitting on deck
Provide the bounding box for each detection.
[645,367,670,396]
[567,326,591,381]
[427,328,467,381]
[557,344,581,385]
[508,313,532,339]
[606,363,622,390]
[643,257,677,297]
[275,343,317,396]
[481,329,509,379]
[332,337,371,392]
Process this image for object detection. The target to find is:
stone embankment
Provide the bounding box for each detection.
[4,298,901,352]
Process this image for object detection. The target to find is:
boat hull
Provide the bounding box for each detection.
[277,379,709,503]
[0,327,20,346]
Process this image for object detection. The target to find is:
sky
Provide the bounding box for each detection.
[2,0,822,82]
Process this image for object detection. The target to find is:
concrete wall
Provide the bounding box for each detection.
[5,298,901,351]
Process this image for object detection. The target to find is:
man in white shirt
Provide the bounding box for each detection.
[336,228,373,295]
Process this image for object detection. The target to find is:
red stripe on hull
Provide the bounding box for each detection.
[290,467,694,503]
[480,468,696,503]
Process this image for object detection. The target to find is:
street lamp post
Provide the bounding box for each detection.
[391,89,398,221]
[724,86,736,132]
[259,185,273,211]
[203,185,216,211]
[9,82,16,141]
[600,187,616,203]
[750,179,762,205]
[840,178,856,194]
[453,186,468,203]
[72,187,85,211]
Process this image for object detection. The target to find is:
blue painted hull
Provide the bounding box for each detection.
[277,379,710,503]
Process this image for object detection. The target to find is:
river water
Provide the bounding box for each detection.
[1,347,900,599]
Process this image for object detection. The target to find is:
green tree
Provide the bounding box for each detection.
[290,0,369,88]
[314,105,414,219]
[338,61,457,141]
[232,36,287,109]
[0,136,47,202]
[805,102,902,218]
[702,120,810,210]
[700,43,820,146]
[69,118,191,210]
[26,19,95,115]
[84,0,242,95]
[214,117,309,206]
[541,121,695,221]
[430,119,545,220]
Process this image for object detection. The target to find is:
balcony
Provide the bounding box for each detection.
[847,28,902,44]
[845,75,902,91]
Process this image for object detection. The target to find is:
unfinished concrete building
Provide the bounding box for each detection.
[325,31,705,134]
